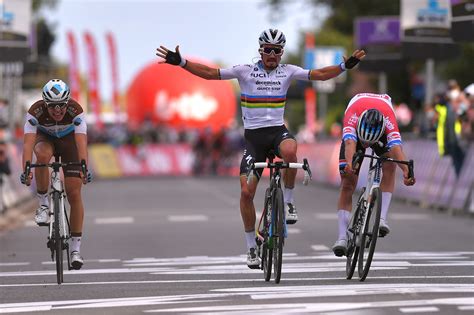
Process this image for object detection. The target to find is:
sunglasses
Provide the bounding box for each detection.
[46,102,67,110]
[260,47,283,55]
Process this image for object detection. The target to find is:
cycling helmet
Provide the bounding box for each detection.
[258,29,286,47]
[356,109,386,145]
[42,79,71,104]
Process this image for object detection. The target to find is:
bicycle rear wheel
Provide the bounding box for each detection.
[357,187,382,281]
[53,191,63,284]
[262,189,272,282]
[346,188,365,280]
[273,188,284,284]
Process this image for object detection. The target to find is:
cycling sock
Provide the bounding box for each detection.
[381,192,392,221]
[70,236,82,253]
[245,230,257,250]
[337,209,351,240]
[36,192,49,207]
[283,187,294,204]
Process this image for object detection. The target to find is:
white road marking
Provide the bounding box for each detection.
[400,306,440,313]
[390,213,430,220]
[1,275,473,288]
[0,263,30,267]
[314,213,336,220]
[287,228,300,234]
[94,217,134,224]
[311,245,329,251]
[167,215,208,222]
[459,305,474,310]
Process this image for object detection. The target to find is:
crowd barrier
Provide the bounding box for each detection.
[88,141,473,213]
[2,140,472,215]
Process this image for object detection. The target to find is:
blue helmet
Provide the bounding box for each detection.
[357,109,386,145]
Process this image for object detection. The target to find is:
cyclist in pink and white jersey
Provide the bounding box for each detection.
[332,93,416,257]
[157,29,366,268]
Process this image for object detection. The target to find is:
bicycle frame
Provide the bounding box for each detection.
[47,165,70,255]
[356,155,383,247]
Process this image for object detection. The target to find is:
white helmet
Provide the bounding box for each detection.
[258,29,286,47]
[42,79,71,104]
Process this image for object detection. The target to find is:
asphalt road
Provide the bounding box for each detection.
[1,177,473,314]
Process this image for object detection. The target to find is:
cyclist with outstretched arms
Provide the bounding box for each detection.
[21,79,92,269]
[157,29,366,268]
[332,93,416,257]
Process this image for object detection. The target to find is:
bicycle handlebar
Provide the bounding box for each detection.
[352,152,414,179]
[24,160,88,177]
[246,158,312,186]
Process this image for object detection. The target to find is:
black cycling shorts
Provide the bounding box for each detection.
[240,125,295,179]
[338,134,389,175]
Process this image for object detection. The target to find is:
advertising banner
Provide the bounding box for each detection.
[355,16,404,72]
[451,0,474,42]
[304,47,345,92]
[401,0,459,59]
[83,32,103,129]
[0,0,31,62]
[105,32,121,120]
[66,31,81,102]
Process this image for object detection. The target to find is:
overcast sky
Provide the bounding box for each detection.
[45,0,328,101]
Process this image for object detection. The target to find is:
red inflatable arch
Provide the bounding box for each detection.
[127,58,237,132]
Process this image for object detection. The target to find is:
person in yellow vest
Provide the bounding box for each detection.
[434,85,466,177]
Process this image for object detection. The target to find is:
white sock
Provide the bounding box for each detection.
[245,230,256,250]
[337,209,351,240]
[37,192,49,207]
[381,192,392,221]
[70,237,82,253]
[283,187,294,204]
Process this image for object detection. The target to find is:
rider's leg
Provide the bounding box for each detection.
[380,160,396,221]
[279,138,297,201]
[65,177,84,251]
[337,173,358,240]
[33,142,54,205]
[240,175,258,250]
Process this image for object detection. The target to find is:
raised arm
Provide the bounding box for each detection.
[310,49,366,81]
[156,45,220,80]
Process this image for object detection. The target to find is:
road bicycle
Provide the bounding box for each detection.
[24,157,87,284]
[246,154,312,283]
[346,150,414,281]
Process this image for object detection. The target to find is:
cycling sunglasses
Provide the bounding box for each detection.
[46,102,68,110]
[260,47,283,55]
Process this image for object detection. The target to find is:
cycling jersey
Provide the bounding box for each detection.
[219,61,311,129]
[24,99,87,138]
[342,93,401,148]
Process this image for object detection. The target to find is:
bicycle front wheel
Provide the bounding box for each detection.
[346,188,365,280]
[262,188,272,282]
[358,187,382,281]
[273,188,284,284]
[53,191,64,284]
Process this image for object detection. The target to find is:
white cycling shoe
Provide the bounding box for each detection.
[34,205,50,226]
[379,219,391,237]
[246,247,260,269]
[332,239,348,257]
[285,203,298,224]
[70,251,84,270]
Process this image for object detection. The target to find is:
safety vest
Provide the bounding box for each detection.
[435,103,461,156]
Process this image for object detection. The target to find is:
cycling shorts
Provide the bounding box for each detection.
[240,125,295,179]
[338,135,390,175]
[35,131,82,178]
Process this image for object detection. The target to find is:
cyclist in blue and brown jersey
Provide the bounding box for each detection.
[157,29,366,268]
[21,79,92,269]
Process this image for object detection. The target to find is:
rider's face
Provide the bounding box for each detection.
[260,44,283,70]
[47,104,68,122]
